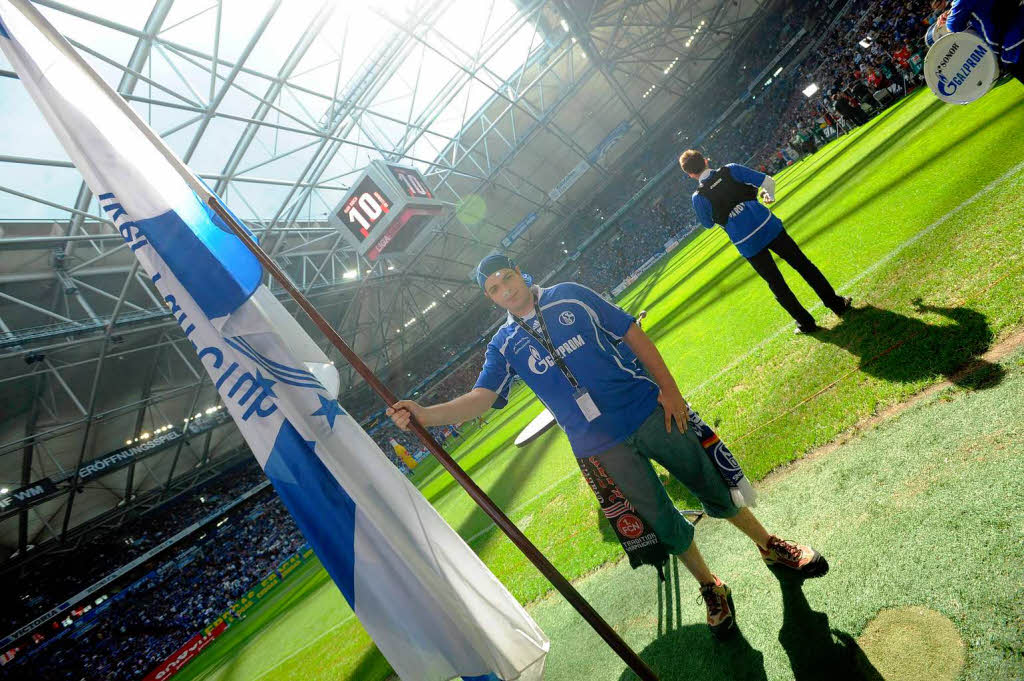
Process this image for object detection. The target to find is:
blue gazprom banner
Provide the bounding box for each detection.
[500,119,633,249]
[500,212,539,249]
[548,120,632,202]
[587,120,632,164]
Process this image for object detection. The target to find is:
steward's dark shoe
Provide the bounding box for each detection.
[834,296,854,316]
[698,576,737,639]
[794,323,821,335]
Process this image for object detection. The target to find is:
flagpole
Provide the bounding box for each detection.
[8,2,659,677]
[208,197,660,681]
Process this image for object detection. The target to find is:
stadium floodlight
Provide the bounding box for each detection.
[560,18,569,31]
[343,269,358,279]
[774,67,784,77]
[802,83,820,97]
[0,488,8,494]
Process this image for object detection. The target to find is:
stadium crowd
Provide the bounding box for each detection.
[1,480,305,681]
[355,0,951,415]
[0,463,267,636]
[1,1,960,678]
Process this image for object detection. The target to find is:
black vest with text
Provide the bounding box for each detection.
[696,166,758,226]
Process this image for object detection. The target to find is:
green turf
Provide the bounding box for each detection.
[530,346,1024,681]
[177,81,1024,681]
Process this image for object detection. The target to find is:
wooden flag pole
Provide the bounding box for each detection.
[6,1,654,675]
[209,199,660,681]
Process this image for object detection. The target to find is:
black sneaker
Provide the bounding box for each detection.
[794,323,821,335]
[698,576,736,639]
[834,296,853,317]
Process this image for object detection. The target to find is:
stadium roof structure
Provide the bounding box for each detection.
[0,0,770,565]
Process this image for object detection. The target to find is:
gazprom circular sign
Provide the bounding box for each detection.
[924,31,998,105]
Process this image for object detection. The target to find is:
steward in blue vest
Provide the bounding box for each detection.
[387,254,831,639]
[681,149,852,334]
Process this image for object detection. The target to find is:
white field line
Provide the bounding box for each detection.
[687,158,1024,396]
[206,158,1024,681]
[465,157,1024,545]
[246,613,356,681]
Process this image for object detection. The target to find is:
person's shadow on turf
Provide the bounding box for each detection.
[617,559,769,681]
[773,568,884,681]
[812,301,1004,390]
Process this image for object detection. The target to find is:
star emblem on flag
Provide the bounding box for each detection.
[312,394,346,429]
[254,370,277,398]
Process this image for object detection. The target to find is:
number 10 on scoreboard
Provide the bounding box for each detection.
[344,189,390,237]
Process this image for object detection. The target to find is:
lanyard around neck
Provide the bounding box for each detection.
[513,294,580,390]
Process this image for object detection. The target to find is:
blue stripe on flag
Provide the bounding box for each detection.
[230,336,321,381]
[223,338,323,389]
[0,16,9,39]
[264,421,356,604]
[133,191,262,319]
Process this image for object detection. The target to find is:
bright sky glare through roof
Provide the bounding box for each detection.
[0,0,540,222]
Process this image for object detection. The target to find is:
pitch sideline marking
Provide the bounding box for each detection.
[687,158,1024,396]
[206,159,1024,681]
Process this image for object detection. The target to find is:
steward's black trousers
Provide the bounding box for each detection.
[745,229,845,329]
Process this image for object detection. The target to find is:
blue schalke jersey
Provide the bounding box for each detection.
[692,163,784,258]
[474,283,660,458]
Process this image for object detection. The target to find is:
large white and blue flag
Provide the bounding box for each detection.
[0,3,548,679]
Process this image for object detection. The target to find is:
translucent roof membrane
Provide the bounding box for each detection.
[0,0,541,223]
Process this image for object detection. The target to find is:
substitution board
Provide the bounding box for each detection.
[329,161,446,261]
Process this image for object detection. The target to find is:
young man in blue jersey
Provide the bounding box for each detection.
[387,254,829,639]
[680,150,852,334]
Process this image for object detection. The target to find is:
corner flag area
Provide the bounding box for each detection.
[171,82,1024,681]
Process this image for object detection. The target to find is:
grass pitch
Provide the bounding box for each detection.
[177,80,1024,681]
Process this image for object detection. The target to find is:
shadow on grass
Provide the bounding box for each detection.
[773,568,884,681]
[773,95,945,214]
[618,560,885,681]
[640,94,1024,344]
[452,424,562,538]
[344,646,393,681]
[814,303,1004,390]
[618,559,768,681]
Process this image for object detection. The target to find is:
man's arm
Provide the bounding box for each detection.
[691,193,715,229]
[388,388,498,431]
[728,163,775,204]
[622,323,689,433]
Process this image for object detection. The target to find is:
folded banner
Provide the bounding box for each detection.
[577,406,755,581]
[0,4,548,680]
[577,455,671,576]
[687,408,758,509]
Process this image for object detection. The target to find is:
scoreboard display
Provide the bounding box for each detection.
[330,162,445,261]
[340,175,391,241]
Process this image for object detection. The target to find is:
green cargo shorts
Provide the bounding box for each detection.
[592,405,740,554]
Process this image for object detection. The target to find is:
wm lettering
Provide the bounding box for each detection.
[0,485,47,510]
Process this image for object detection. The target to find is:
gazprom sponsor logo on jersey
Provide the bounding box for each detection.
[99,191,262,320]
[525,334,585,375]
[527,346,553,375]
[935,43,989,97]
